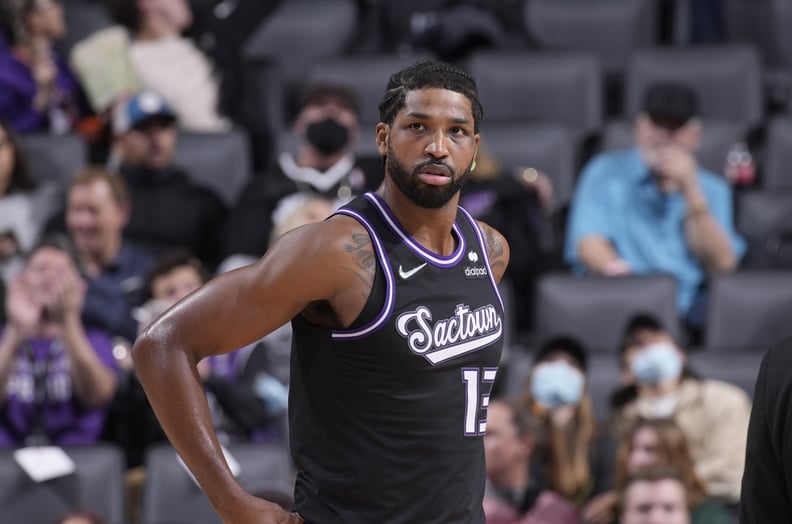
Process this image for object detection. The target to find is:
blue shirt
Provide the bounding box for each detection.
[564,148,745,314]
[81,243,154,343]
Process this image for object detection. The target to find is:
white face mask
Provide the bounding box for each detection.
[631,342,683,386]
[530,361,584,410]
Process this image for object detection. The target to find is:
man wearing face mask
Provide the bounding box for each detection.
[221,82,383,262]
[608,314,750,506]
[564,83,745,340]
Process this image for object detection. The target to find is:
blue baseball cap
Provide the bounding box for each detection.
[113,90,177,134]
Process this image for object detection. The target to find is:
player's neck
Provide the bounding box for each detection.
[379,182,459,256]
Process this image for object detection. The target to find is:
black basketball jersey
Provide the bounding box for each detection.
[289,192,505,524]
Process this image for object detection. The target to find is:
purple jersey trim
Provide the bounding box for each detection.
[457,206,505,313]
[364,192,466,267]
[330,208,396,340]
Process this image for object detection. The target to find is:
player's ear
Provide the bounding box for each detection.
[375,123,389,158]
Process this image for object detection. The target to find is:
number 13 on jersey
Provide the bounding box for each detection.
[462,367,498,436]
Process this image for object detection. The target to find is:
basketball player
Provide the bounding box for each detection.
[132,59,510,523]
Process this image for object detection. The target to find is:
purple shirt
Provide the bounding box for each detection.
[0,48,81,133]
[0,327,118,447]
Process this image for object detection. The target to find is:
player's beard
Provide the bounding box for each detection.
[386,145,471,209]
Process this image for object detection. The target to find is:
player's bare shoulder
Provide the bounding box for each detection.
[476,221,510,283]
[265,213,376,327]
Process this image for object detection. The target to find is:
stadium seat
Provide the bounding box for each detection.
[173,128,252,207]
[623,45,763,130]
[762,117,792,190]
[0,444,126,524]
[523,0,657,78]
[479,123,576,211]
[466,50,603,140]
[533,273,681,354]
[736,190,792,269]
[301,53,430,155]
[18,133,87,189]
[243,0,357,93]
[141,442,293,524]
[705,270,792,352]
[58,3,114,59]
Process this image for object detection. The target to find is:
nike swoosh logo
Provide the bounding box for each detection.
[398,263,428,280]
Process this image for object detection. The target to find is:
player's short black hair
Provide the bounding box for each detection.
[106,0,141,31]
[378,58,483,133]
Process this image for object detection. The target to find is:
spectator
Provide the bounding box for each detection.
[0,0,87,133]
[459,139,552,333]
[520,337,615,507]
[109,90,226,269]
[564,82,745,338]
[0,118,58,284]
[619,466,691,524]
[103,0,230,132]
[222,82,382,260]
[0,234,118,447]
[483,397,582,524]
[609,313,750,504]
[583,418,732,524]
[65,167,153,344]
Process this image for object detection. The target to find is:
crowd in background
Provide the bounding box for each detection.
[0,0,785,523]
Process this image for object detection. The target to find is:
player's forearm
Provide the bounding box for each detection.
[132,321,249,516]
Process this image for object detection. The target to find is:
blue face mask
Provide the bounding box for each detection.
[631,342,683,386]
[530,361,584,410]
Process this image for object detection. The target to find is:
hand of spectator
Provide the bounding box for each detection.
[652,145,699,193]
[5,274,41,337]
[31,57,57,89]
[49,264,86,324]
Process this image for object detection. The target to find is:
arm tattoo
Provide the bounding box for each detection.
[343,233,376,292]
[483,225,506,272]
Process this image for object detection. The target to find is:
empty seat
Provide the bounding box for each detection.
[243,0,357,93]
[737,190,792,269]
[466,50,603,139]
[0,444,126,524]
[142,442,293,524]
[599,119,746,176]
[173,128,252,207]
[18,133,87,189]
[534,273,681,354]
[58,3,114,59]
[624,45,763,130]
[524,0,657,77]
[480,123,575,211]
[687,352,764,397]
[762,117,792,190]
[705,271,792,352]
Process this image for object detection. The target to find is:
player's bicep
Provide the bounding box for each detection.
[478,221,510,283]
[149,223,344,358]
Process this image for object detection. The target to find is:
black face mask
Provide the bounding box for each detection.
[305,118,350,155]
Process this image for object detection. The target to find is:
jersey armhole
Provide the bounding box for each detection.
[330,209,396,341]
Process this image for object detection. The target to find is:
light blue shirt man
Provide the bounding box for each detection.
[564,147,745,315]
